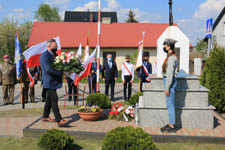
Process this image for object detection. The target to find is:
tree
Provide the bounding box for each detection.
[0,19,32,61]
[200,46,225,113]
[35,4,62,22]
[126,10,138,23]
[195,38,208,60]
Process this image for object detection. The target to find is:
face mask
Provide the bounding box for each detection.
[126,61,130,63]
[52,48,57,53]
[108,58,112,61]
[93,60,96,63]
[163,47,168,53]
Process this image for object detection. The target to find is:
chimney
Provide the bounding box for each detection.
[90,12,94,22]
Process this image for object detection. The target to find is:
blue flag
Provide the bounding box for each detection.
[15,33,22,81]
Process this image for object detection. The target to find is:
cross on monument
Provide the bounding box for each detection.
[169,0,173,26]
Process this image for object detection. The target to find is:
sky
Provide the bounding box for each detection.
[0,0,225,45]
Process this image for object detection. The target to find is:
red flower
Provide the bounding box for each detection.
[109,112,114,115]
[113,104,116,107]
[115,111,119,115]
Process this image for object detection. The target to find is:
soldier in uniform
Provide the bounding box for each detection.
[22,61,38,103]
[0,55,16,105]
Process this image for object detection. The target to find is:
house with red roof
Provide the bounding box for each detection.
[28,22,171,70]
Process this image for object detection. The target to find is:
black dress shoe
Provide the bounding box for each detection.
[161,125,177,133]
[4,103,8,105]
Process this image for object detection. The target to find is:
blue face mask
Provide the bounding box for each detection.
[93,60,96,63]
[108,58,112,61]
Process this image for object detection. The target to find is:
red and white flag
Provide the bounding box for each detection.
[23,37,61,87]
[74,48,97,86]
[84,37,89,61]
[135,41,143,70]
[23,36,61,67]
[76,43,82,57]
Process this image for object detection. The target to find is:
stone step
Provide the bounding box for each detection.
[138,97,215,129]
[142,87,209,107]
[143,76,200,90]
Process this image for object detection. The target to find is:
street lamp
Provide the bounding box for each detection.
[169,0,173,26]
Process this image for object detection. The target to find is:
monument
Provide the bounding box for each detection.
[138,0,215,129]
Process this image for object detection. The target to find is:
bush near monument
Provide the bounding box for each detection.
[200,46,225,113]
[37,129,74,150]
[86,93,111,109]
[128,92,143,106]
[102,126,158,150]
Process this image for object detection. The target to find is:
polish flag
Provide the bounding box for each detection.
[135,40,143,71]
[23,36,61,67]
[84,37,90,61]
[74,48,96,86]
[76,43,82,57]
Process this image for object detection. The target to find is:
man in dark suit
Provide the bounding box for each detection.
[88,57,101,94]
[137,54,152,92]
[40,39,70,127]
[102,54,118,100]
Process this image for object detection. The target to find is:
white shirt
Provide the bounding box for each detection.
[122,62,134,81]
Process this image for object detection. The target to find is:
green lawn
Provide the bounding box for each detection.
[0,137,224,150]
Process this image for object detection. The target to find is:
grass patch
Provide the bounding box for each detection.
[0,137,225,150]
[0,105,79,118]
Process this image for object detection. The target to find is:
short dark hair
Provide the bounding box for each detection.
[125,55,130,59]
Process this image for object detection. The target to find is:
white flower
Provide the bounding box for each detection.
[125,109,130,114]
[66,59,70,63]
[117,106,124,112]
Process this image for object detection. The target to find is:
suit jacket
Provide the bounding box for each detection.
[0,62,16,85]
[102,61,118,80]
[40,50,63,89]
[138,61,152,80]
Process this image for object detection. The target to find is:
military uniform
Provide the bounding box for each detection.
[22,63,38,103]
[0,61,16,105]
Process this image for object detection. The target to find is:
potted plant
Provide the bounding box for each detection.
[78,105,103,121]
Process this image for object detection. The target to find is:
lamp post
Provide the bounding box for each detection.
[169,0,173,26]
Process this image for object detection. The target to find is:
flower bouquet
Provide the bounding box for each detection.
[52,52,84,74]
[78,105,102,121]
[108,102,134,122]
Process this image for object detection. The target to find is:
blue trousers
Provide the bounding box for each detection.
[163,77,177,125]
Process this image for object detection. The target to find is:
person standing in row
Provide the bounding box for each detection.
[160,38,179,133]
[137,54,152,92]
[40,39,70,127]
[65,72,78,104]
[22,62,38,103]
[0,55,16,105]
[102,54,118,101]
[122,55,134,101]
[88,57,101,94]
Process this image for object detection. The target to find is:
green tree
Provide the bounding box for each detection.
[200,46,225,113]
[0,19,32,61]
[195,38,208,60]
[35,4,62,22]
[126,10,138,23]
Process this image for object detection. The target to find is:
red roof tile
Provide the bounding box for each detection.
[28,22,169,48]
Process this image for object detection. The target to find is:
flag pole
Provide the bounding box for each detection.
[96,0,101,92]
[139,32,145,92]
[16,33,24,109]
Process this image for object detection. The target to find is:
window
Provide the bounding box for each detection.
[224,22,225,35]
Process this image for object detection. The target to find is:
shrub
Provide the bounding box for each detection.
[102,126,158,150]
[38,129,74,150]
[128,92,143,106]
[200,46,225,113]
[86,93,111,109]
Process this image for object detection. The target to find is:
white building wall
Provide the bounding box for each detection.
[213,14,225,47]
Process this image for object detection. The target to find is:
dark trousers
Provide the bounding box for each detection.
[42,88,47,101]
[105,78,115,100]
[67,78,78,103]
[88,77,96,94]
[140,79,147,92]
[43,89,62,122]
[123,75,132,100]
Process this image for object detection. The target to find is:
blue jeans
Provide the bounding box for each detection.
[163,77,177,125]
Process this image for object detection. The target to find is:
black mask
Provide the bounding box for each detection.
[163,47,168,53]
[52,48,57,56]
[126,61,130,63]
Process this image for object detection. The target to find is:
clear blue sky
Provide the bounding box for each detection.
[0,0,224,45]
